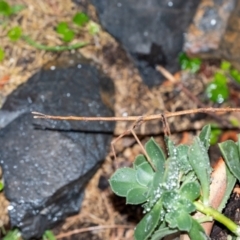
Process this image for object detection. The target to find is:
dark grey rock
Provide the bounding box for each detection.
[90,0,200,86]
[0,63,115,239]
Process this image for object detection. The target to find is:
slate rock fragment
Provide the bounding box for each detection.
[90,0,201,86]
[0,63,115,239]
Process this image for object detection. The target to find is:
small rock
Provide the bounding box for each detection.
[90,0,200,86]
[0,63,115,239]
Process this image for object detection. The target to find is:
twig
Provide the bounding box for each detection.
[55,224,134,239]
[32,108,240,122]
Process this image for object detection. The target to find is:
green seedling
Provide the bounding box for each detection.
[43,230,56,240]
[73,12,89,26]
[178,52,202,73]
[3,229,21,240]
[210,127,222,145]
[0,47,4,61]
[56,22,75,42]
[206,72,229,104]
[0,1,11,16]
[0,1,25,17]
[110,125,240,239]
[87,21,100,35]
[7,26,22,41]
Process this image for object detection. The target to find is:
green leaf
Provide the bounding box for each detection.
[177,144,192,174]
[109,168,139,197]
[0,47,5,61]
[0,181,4,191]
[61,29,75,42]
[206,72,229,104]
[151,227,178,240]
[136,162,154,186]
[56,22,69,34]
[165,209,192,232]
[145,138,166,174]
[127,187,148,204]
[219,138,240,181]
[73,12,89,26]
[8,26,22,41]
[134,154,147,169]
[56,22,75,42]
[163,157,180,191]
[218,166,236,212]
[199,124,211,150]
[88,21,100,35]
[180,181,200,202]
[11,4,25,14]
[43,230,56,240]
[230,68,240,84]
[0,1,11,16]
[188,137,211,205]
[165,136,177,158]
[220,60,231,71]
[178,52,202,73]
[210,128,222,145]
[178,198,196,213]
[188,218,210,240]
[3,229,21,240]
[134,199,162,240]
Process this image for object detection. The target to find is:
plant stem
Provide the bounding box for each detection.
[22,35,89,51]
[194,201,240,236]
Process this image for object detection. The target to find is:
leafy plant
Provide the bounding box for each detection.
[110,125,240,239]
[0,1,25,16]
[73,12,89,26]
[0,47,4,61]
[7,26,22,41]
[178,52,202,73]
[56,22,75,42]
[205,72,229,104]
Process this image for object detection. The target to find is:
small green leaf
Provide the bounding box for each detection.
[163,156,180,191]
[219,138,240,181]
[88,21,100,35]
[165,209,192,232]
[206,72,229,104]
[220,60,231,71]
[230,68,240,84]
[178,52,202,73]
[61,29,75,42]
[56,22,69,34]
[188,218,210,240]
[177,144,192,174]
[136,162,154,186]
[109,168,138,197]
[165,136,177,158]
[8,26,22,41]
[0,181,4,191]
[0,1,11,16]
[3,229,21,240]
[0,47,5,61]
[218,166,236,212]
[178,198,196,213]
[145,138,166,173]
[73,12,89,26]
[151,227,178,240]
[180,181,200,202]
[188,137,211,205]
[56,22,75,42]
[43,230,56,240]
[134,199,162,240]
[210,128,222,145]
[11,4,25,14]
[199,124,211,150]
[126,187,148,204]
[134,154,147,169]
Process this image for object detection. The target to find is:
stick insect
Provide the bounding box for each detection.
[33,107,240,171]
